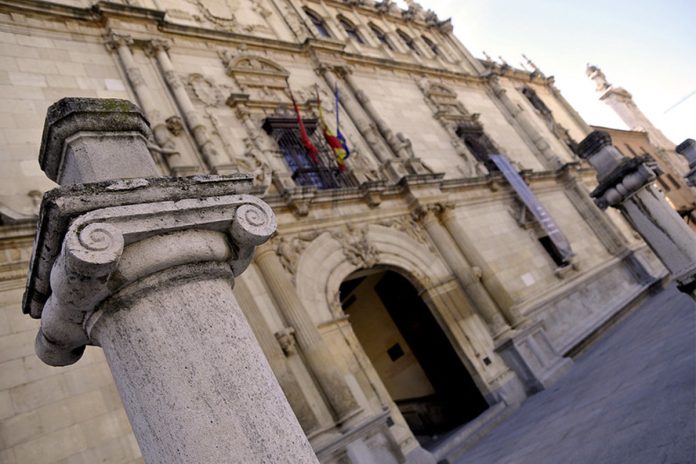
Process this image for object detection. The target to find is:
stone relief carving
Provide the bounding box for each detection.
[274,327,297,356]
[331,226,379,269]
[186,0,239,30]
[378,216,430,248]
[189,73,224,107]
[220,51,290,105]
[275,232,321,276]
[165,115,184,136]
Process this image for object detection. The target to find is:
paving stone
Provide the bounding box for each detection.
[453,284,696,464]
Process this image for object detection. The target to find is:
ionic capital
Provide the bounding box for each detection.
[144,38,172,56]
[29,190,276,367]
[105,32,133,51]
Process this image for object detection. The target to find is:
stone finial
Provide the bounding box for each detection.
[39,97,159,185]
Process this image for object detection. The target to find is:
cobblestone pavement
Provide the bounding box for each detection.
[453,284,696,464]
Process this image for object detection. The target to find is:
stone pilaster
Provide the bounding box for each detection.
[106,33,178,175]
[147,39,238,175]
[577,131,696,300]
[318,67,394,165]
[413,204,510,337]
[255,242,363,425]
[340,69,409,160]
[233,273,337,442]
[25,97,319,463]
[487,75,563,170]
[437,204,523,326]
[676,139,696,187]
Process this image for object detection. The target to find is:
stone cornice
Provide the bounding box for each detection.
[0,0,490,87]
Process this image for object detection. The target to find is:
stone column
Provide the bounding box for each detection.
[106,33,175,174]
[414,204,510,337]
[437,205,522,326]
[487,75,563,170]
[25,97,319,463]
[577,131,696,300]
[559,166,655,284]
[255,243,362,424]
[676,139,696,187]
[148,39,238,175]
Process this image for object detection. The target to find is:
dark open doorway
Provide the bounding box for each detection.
[340,270,489,446]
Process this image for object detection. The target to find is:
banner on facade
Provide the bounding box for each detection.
[490,154,574,262]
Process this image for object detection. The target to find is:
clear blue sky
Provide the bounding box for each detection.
[407,0,696,144]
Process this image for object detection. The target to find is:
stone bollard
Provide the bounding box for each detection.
[23,98,319,463]
[576,131,696,301]
[675,139,696,187]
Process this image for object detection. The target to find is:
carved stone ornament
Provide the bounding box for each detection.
[165,115,184,136]
[189,73,224,107]
[24,177,276,366]
[275,232,320,275]
[378,215,429,247]
[275,327,297,356]
[186,0,238,31]
[332,227,379,269]
[220,52,291,106]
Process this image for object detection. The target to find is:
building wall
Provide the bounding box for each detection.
[0,1,666,463]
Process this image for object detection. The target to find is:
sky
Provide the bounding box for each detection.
[401,0,696,145]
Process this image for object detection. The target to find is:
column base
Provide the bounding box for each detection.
[494,322,572,394]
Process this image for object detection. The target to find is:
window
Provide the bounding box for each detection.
[421,35,440,57]
[538,236,569,267]
[369,24,394,50]
[262,116,356,189]
[396,30,420,55]
[521,86,551,116]
[456,125,499,171]
[338,17,364,44]
[304,9,331,38]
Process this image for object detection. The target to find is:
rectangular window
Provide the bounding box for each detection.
[538,236,569,267]
[263,117,357,190]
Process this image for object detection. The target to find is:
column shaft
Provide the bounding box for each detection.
[89,262,318,464]
[255,244,361,422]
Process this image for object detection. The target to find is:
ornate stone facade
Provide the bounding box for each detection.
[0,1,669,463]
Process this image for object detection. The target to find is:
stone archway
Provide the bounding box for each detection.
[291,224,506,451]
[340,268,489,446]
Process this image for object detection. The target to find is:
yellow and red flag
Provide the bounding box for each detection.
[317,90,348,171]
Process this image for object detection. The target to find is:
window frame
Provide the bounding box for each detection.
[304,8,332,38]
[338,16,365,44]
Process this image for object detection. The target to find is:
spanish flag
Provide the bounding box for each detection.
[290,91,320,165]
[317,90,348,172]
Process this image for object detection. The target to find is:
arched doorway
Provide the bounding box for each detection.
[340,269,489,446]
